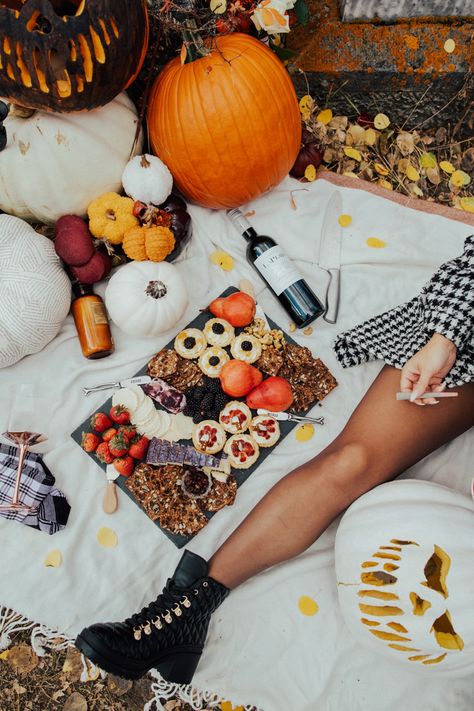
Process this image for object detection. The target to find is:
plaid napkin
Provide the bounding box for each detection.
[0,443,70,534]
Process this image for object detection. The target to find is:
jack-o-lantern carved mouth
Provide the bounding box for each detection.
[356,539,465,665]
[0,0,148,112]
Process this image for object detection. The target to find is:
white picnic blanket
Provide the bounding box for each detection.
[1,174,473,711]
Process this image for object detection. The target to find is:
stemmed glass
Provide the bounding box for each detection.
[0,384,49,514]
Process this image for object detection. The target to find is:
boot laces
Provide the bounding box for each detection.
[125,581,187,628]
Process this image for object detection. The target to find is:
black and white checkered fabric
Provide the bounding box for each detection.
[0,443,70,534]
[334,234,474,387]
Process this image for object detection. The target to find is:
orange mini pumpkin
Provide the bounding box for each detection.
[147,33,301,209]
[123,225,175,262]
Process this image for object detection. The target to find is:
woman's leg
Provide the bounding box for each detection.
[208,365,474,589]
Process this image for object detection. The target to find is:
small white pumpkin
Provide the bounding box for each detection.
[105,261,188,338]
[335,479,474,677]
[0,93,143,224]
[0,215,71,368]
[121,153,173,205]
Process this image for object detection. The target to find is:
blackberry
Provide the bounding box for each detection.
[214,393,229,410]
[201,392,214,412]
[212,322,225,334]
[204,376,220,392]
[183,336,196,350]
[241,340,253,352]
[209,356,220,366]
[192,413,202,424]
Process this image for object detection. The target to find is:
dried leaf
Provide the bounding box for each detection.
[343,171,359,178]
[378,179,393,190]
[299,95,314,114]
[210,250,234,271]
[459,197,474,213]
[328,115,348,130]
[343,147,362,162]
[374,162,389,176]
[304,164,317,181]
[347,124,366,145]
[439,160,456,174]
[408,183,424,197]
[398,158,410,173]
[7,645,39,675]
[97,527,118,548]
[316,108,333,125]
[338,214,352,227]
[364,128,377,146]
[44,549,62,567]
[366,237,387,248]
[426,167,441,185]
[107,674,133,696]
[63,692,88,711]
[406,164,420,182]
[396,132,415,156]
[444,38,455,53]
[323,148,335,163]
[450,170,471,187]
[374,113,390,130]
[210,0,227,12]
[62,647,83,682]
[420,152,437,169]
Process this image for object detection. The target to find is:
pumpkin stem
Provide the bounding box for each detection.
[140,154,151,169]
[9,103,36,120]
[181,20,208,63]
[105,209,117,221]
[145,280,168,299]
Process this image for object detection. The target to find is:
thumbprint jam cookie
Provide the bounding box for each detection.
[230,333,262,364]
[198,347,230,378]
[204,318,235,347]
[219,401,252,434]
[224,434,259,469]
[192,420,226,454]
[249,415,280,447]
[174,328,207,359]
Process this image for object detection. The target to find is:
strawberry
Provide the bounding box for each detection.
[102,427,118,442]
[117,424,137,440]
[109,405,130,425]
[96,441,114,464]
[81,431,101,453]
[113,455,134,477]
[128,435,149,460]
[108,433,130,458]
[90,412,113,432]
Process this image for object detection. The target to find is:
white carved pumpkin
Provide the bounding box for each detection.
[0,93,143,224]
[105,261,188,338]
[335,479,474,677]
[0,215,71,368]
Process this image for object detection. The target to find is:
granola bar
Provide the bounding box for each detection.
[158,492,208,536]
[199,475,237,512]
[255,345,284,376]
[147,348,180,379]
[279,344,337,412]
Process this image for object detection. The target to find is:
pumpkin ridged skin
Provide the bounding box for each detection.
[122,226,148,261]
[0,0,149,112]
[0,93,142,225]
[145,226,175,262]
[147,34,301,209]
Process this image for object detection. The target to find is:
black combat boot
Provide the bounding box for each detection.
[75,551,229,683]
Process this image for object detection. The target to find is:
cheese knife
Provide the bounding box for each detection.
[83,375,151,396]
[103,465,119,514]
[317,191,343,324]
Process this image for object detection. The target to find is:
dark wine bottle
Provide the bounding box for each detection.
[227,208,325,328]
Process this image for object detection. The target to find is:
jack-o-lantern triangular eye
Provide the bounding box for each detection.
[421,545,450,598]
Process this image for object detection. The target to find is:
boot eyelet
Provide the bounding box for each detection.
[172,604,183,617]
[152,617,163,630]
[143,622,152,635]
[133,626,142,641]
[193,589,199,595]
[203,581,209,588]
[163,610,173,624]
[181,596,191,608]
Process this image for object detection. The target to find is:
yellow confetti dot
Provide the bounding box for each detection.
[444,38,455,53]
[295,424,315,442]
[97,527,118,549]
[378,179,393,190]
[298,596,319,616]
[439,160,455,174]
[374,113,390,130]
[405,164,420,182]
[374,162,389,176]
[420,152,437,169]
[366,237,387,248]
[44,550,62,568]
[338,214,352,227]
[460,197,474,213]
[316,108,333,125]
[210,250,234,271]
[450,170,471,188]
[343,147,362,162]
[304,164,317,182]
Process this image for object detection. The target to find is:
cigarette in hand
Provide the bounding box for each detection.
[396,392,459,401]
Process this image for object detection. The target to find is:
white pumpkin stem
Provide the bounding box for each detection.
[140,154,151,169]
[145,280,167,299]
[105,209,117,221]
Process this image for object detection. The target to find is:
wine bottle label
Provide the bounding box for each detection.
[253,246,302,296]
[91,302,108,325]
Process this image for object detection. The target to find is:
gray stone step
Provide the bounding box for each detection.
[339,0,474,21]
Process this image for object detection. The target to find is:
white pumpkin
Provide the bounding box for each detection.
[105,261,188,338]
[335,479,474,677]
[122,153,173,205]
[0,93,143,224]
[0,215,71,368]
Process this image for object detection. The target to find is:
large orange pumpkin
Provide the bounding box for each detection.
[147,34,301,209]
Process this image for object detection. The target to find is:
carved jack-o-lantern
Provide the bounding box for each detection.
[0,0,149,112]
[335,480,474,676]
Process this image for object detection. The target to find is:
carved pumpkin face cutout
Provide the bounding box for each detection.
[0,0,148,112]
[335,480,474,676]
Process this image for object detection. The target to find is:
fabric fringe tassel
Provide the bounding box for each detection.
[0,605,74,657]
[146,671,262,711]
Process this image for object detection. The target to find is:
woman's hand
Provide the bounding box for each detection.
[400,333,457,406]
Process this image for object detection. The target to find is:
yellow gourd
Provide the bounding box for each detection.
[123,225,175,262]
[88,192,138,244]
[122,227,148,261]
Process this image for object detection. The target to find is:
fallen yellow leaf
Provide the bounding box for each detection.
[210,250,234,271]
[406,164,420,182]
[97,527,118,549]
[439,160,455,174]
[299,95,314,113]
[44,550,62,568]
[221,703,233,711]
[374,113,390,130]
[460,197,474,213]
[450,170,471,187]
[0,650,10,660]
[316,108,333,125]
[295,424,315,442]
[304,164,317,181]
[342,171,359,178]
[420,152,437,169]
[298,595,319,616]
[210,0,227,12]
[344,147,362,161]
[374,162,389,176]
[378,179,393,190]
[366,237,387,248]
[364,128,377,146]
[444,38,455,53]
[338,214,352,227]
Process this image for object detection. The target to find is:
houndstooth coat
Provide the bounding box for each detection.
[333,234,474,387]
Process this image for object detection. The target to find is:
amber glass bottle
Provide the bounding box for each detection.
[71,281,114,359]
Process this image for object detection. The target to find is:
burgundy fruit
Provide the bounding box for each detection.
[290,129,322,178]
[54,215,95,266]
[70,250,111,284]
